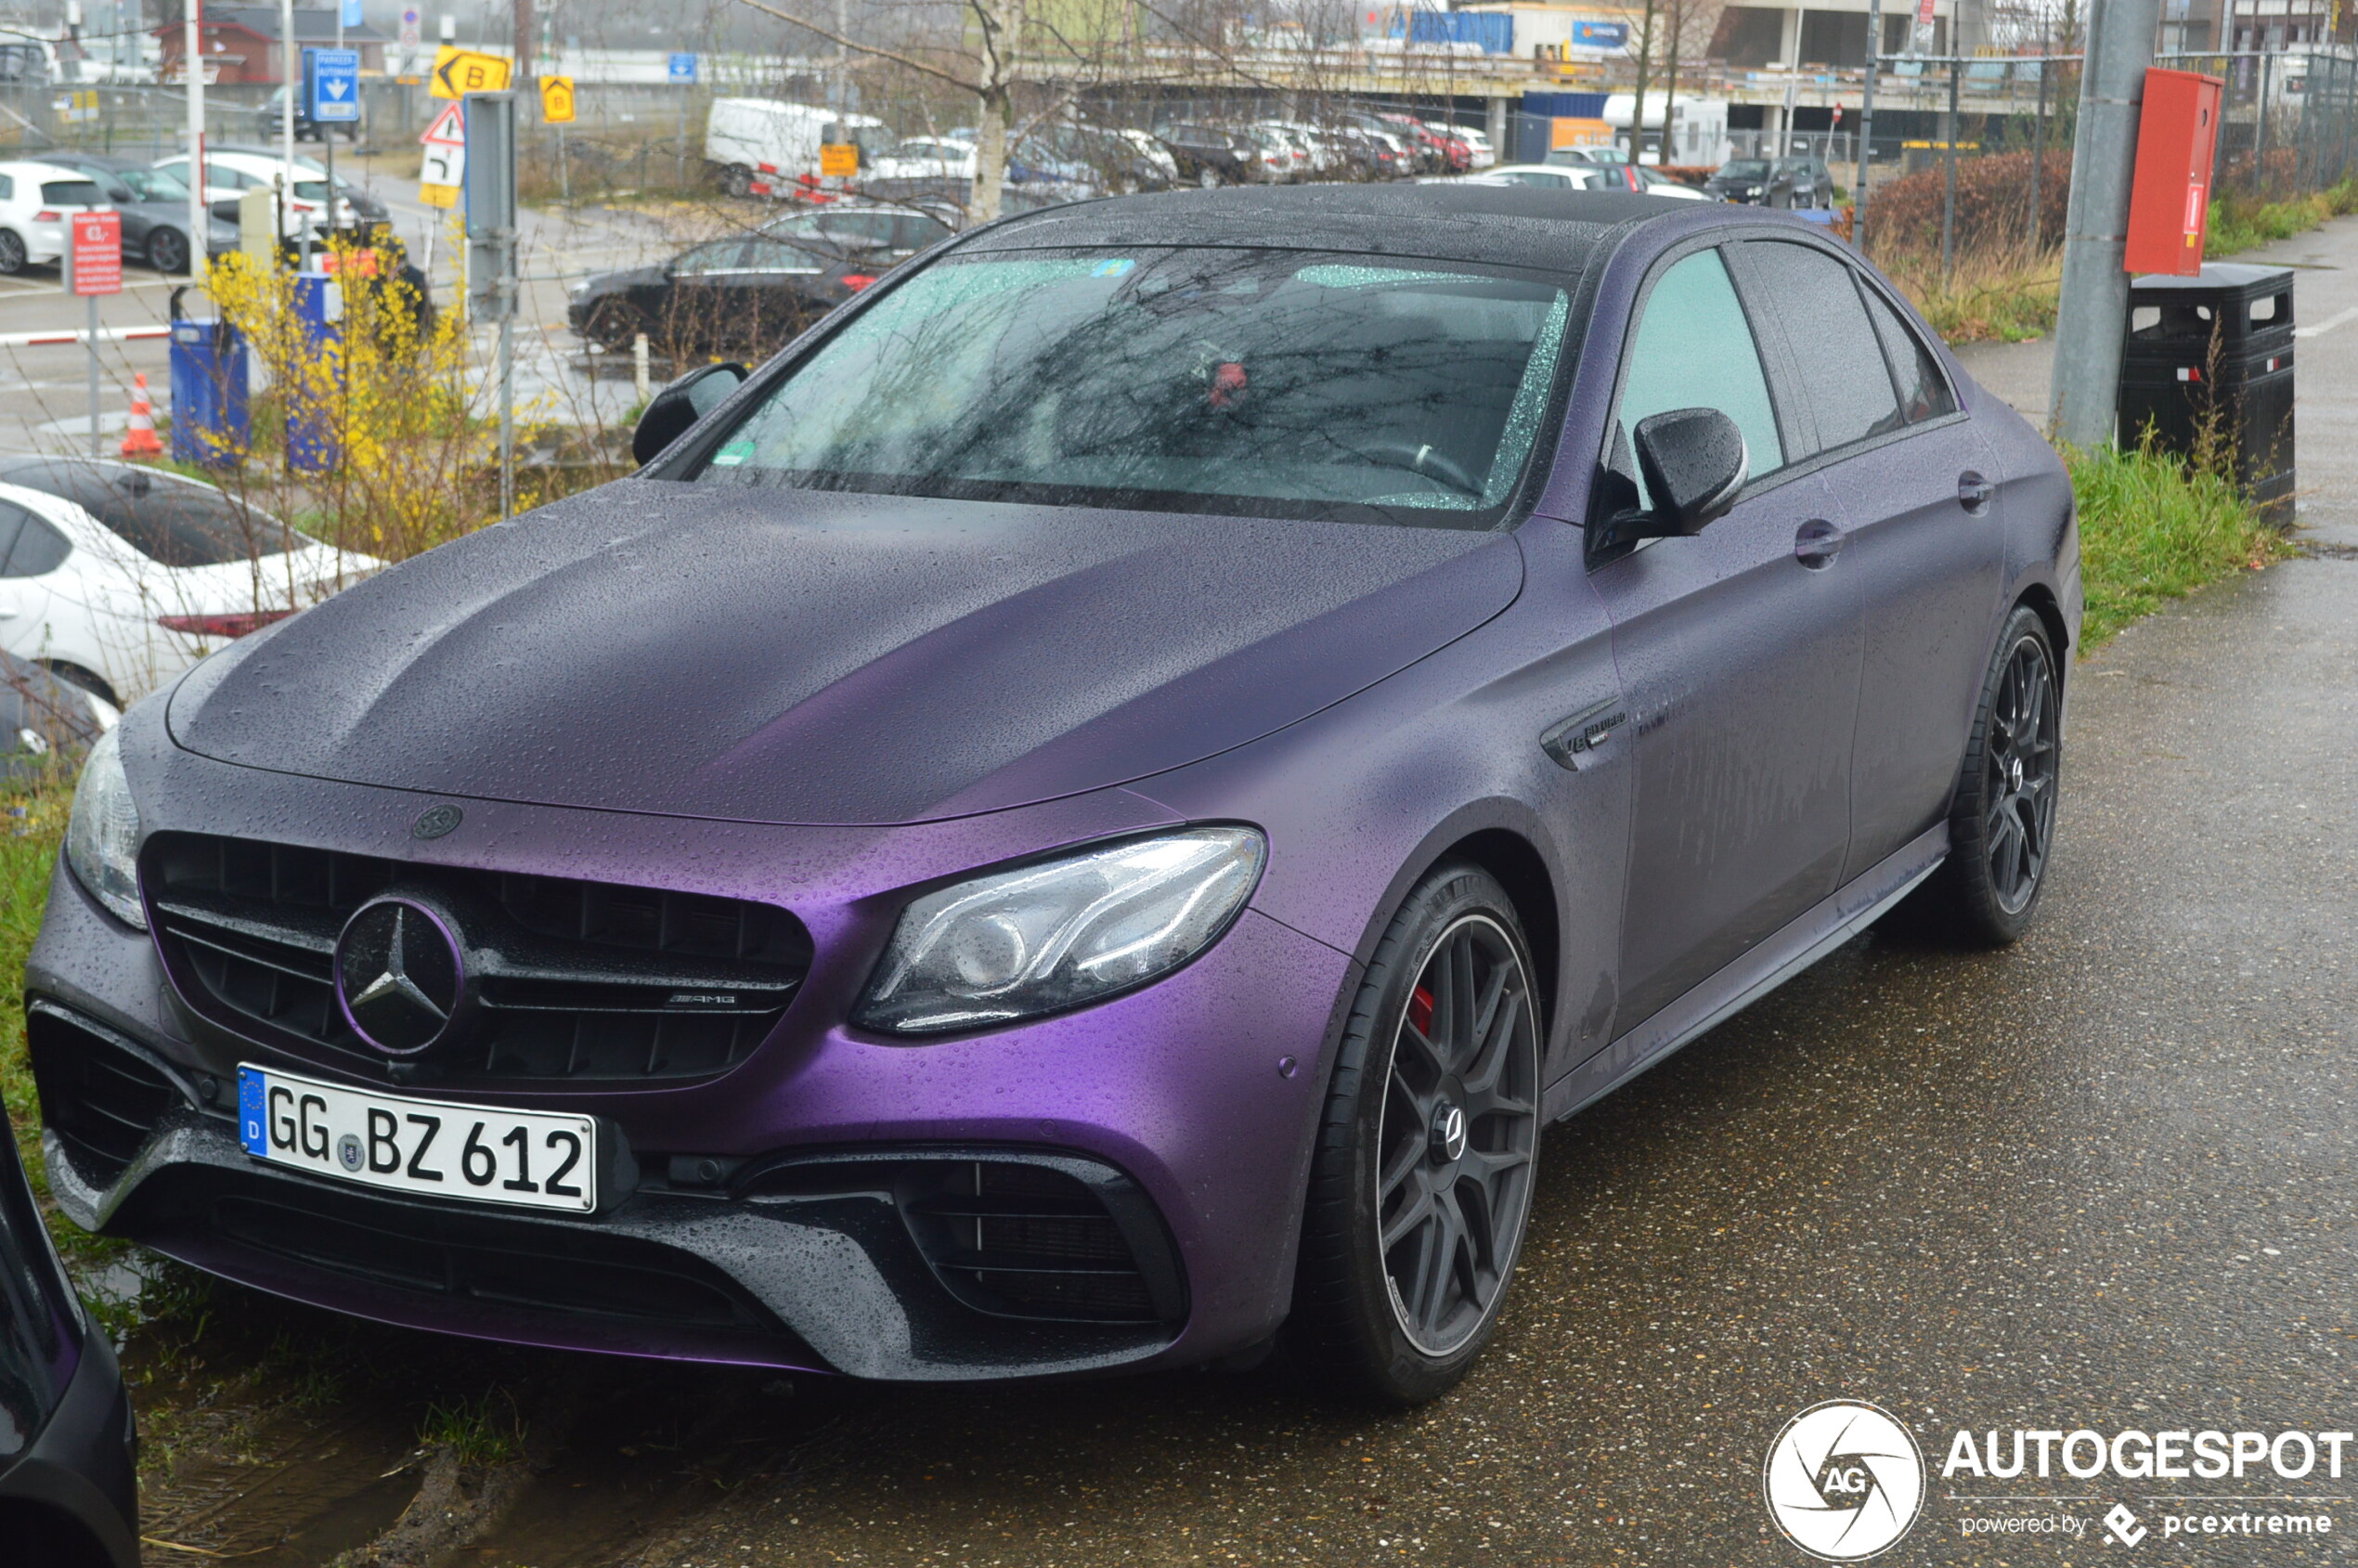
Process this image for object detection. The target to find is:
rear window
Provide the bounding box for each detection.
[2,461,307,565]
[693,246,1574,528]
[38,179,103,206]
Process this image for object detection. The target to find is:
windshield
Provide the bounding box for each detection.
[1722,160,1772,178]
[3,460,307,565]
[694,247,1573,527]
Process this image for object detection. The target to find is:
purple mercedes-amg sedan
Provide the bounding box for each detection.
[28,185,2077,1404]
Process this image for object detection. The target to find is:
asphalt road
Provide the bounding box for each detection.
[104,222,2358,1565]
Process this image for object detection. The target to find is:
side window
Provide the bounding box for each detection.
[1859,284,1959,424]
[1613,247,1783,502]
[675,240,750,277]
[0,508,68,577]
[0,175,11,201]
[741,237,820,273]
[1741,240,1904,452]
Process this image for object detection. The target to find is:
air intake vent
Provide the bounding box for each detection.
[902,1161,1172,1324]
[27,1004,184,1184]
[143,833,811,1086]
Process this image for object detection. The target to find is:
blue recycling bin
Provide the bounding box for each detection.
[168,317,250,469]
[286,270,344,474]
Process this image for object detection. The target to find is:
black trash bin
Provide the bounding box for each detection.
[2119,263,2296,525]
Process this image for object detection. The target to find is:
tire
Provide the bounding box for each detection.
[720,164,755,199]
[1285,862,1543,1406]
[1909,604,2062,945]
[146,226,189,274]
[1198,165,1220,188]
[0,229,25,275]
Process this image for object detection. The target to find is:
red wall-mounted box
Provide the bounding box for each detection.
[2125,67,2226,276]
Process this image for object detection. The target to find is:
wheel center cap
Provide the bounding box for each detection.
[1430,1102,1469,1165]
[2008,756,2026,794]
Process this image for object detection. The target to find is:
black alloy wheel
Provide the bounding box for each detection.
[1287,862,1541,1405]
[1905,603,2063,945]
[0,229,25,275]
[147,226,189,274]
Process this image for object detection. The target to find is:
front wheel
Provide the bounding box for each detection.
[1910,604,2062,944]
[1285,863,1542,1405]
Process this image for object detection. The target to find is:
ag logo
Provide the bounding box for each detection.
[1763,1400,1925,1561]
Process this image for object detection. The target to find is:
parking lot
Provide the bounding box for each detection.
[31,205,2335,1563]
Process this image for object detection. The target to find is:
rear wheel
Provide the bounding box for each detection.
[1908,605,2062,944]
[1286,863,1541,1405]
[0,229,25,275]
[146,226,189,274]
[1197,165,1220,188]
[719,164,755,199]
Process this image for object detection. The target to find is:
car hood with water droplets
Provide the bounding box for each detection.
[165,481,1523,825]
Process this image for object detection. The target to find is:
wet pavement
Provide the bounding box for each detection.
[87,216,2358,1565]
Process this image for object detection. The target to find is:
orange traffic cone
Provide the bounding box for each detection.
[120,372,162,459]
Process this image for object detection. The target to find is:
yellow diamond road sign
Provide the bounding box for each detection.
[430,45,512,99]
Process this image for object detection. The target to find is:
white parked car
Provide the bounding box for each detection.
[150,150,357,229]
[0,161,107,275]
[1456,126,1497,169]
[862,136,976,185]
[1459,162,1711,200]
[0,460,381,706]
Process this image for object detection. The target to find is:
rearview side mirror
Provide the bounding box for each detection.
[632,361,749,469]
[1630,408,1748,536]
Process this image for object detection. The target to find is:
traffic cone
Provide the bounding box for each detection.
[120,373,162,459]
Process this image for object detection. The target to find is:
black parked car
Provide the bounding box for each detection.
[1707,156,1836,209]
[568,205,954,356]
[0,1128,138,1567]
[28,153,224,273]
[1156,123,1256,188]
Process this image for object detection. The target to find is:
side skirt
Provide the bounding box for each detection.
[1541,823,1949,1123]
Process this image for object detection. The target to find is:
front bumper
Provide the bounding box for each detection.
[28,746,1355,1381]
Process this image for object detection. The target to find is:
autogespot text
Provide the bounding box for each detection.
[1942,1428,2357,1480]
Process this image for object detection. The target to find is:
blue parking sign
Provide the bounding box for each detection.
[306,46,361,123]
[667,51,698,83]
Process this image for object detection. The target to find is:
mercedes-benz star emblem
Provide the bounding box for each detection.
[334,897,467,1056]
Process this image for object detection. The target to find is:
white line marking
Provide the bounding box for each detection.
[2293,304,2358,338]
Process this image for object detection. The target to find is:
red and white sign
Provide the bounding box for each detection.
[1915,0,1936,25]
[421,100,466,149]
[68,211,121,297]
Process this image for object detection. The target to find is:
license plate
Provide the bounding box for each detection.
[237,1064,597,1214]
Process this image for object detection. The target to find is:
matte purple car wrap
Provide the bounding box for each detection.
[26,186,2079,1392]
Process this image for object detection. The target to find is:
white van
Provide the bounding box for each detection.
[705,98,892,199]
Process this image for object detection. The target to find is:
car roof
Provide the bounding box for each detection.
[965,184,1677,273]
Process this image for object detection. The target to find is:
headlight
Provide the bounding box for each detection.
[65,725,144,928]
[856,827,1265,1035]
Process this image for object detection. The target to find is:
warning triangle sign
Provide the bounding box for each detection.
[421,100,466,149]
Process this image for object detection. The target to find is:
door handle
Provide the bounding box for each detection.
[1794,518,1844,568]
[1958,471,1996,513]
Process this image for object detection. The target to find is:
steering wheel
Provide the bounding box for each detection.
[1358,439,1482,498]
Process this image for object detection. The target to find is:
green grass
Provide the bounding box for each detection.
[420,1390,526,1467]
[2207,178,2358,257]
[2066,440,2288,647]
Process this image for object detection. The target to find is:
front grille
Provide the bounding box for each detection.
[902,1161,1168,1324]
[144,833,811,1086]
[27,1004,185,1183]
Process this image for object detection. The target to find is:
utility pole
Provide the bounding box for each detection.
[187,0,205,275]
[1857,0,1881,249]
[2049,0,2164,446]
[513,0,534,81]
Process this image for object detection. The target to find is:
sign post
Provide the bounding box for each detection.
[462,90,518,519]
[68,211,123,460]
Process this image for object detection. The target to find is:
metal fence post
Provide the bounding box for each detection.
[2030,49,2050,249]
[1942,55,1960,278]
[2254,50,2271,193]
[1858,0,1882,252]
